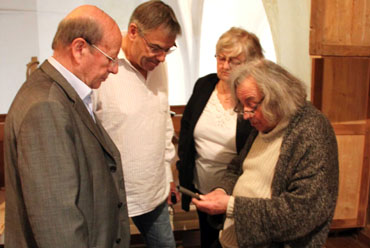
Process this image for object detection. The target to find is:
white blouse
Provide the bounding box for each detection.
[193,88,238,194]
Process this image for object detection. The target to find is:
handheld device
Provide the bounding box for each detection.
[171,192,177,204]
[177,185,201,200]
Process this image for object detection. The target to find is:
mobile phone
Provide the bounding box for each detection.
[177,185,201,200]
[171,192,177,204]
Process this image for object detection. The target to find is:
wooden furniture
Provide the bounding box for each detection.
[169,106,200,231]
[0,115,5,188]
[310,0,370,229]
[26,56,39,79]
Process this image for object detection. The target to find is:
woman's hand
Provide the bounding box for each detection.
[192,189,230,215]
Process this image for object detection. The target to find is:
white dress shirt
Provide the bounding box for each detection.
[92,49,175,217]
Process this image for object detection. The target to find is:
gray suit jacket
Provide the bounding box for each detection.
[4,61,130,247]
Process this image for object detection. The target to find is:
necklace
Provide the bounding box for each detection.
[217,81,235,109]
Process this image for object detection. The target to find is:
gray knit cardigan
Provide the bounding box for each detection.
[219,101,339,247]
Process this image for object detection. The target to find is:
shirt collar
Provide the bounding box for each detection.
[48,56,92,103]
[119,48,140,72]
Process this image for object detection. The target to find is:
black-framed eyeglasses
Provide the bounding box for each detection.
[215,54,243,68]
[233,97,264,116]
[85,39,119,66]
[138,30,177,55]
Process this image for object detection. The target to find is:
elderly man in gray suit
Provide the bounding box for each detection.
[4,5,130,247]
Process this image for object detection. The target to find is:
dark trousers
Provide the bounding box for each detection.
[196,208,222,248]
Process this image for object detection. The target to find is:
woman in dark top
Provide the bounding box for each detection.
[176,27,264,248]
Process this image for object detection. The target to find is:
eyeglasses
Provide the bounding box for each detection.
[215,54,243,68]
[139,31,177,55]
[233,97,264,116]
[85,39,119,66]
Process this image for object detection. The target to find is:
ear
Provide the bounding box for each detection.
[70,38,89,64]
[127,23,139,40]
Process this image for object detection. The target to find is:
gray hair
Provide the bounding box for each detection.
[230,59,307,124]
[52,16,103,49]
[129,0,181,37]
[216,27,264,61]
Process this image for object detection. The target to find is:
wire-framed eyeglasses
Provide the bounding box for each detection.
[215,54,243,68]
[233,97,264,116]
[85,39,119,66]
[138,30,177,55]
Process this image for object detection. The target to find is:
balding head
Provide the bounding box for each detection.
[52,5,120,50]
[51,5,122,89]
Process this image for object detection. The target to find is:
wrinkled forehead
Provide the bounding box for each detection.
[237,77,261,97]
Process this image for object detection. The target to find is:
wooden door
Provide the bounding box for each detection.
[310,0,370,229]
[311,57,370,228]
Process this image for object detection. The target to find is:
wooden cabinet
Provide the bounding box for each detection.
[310,0,370,229]
[310,0,370,56]
[0,115,5,188]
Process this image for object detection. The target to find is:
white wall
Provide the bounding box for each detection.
[0,0,310,114]
[165,0,275,105]
[0,1,38,114]
[0,0,139,113]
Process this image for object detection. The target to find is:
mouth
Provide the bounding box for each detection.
[103,74,108,80]
[249,119,258,126]
[149,60,159,66]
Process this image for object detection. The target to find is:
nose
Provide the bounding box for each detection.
[156,52,166,62]
[242,107,254,120]
[109,62,119,74]
[243,112,252,120]
[221,60,231,69]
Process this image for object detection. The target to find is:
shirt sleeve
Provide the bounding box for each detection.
[164,106,176,183]
[226,196,235,218]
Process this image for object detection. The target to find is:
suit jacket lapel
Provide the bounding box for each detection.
[40,61,115,159]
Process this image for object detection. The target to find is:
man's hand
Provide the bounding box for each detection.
[167,182,180,205]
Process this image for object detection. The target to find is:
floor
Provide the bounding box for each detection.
[130,228,370,248]
[130,202,370,248]
[325,229,370,248]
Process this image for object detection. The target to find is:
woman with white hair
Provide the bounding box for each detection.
[193,59,339,247]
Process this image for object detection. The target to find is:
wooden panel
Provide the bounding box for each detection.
[310,0,370,56]
[168,105,199,232]
[333,135,364,223]
[311,58,324,110]
[311,57,370,229]
[332,122,367,135]
[0,122,4,188]
[170,105,185,141]
[170,105,185,116]
[310,0,370,231]
[0,123,3,141]
[364,121,370,228]
[320,57,370,122]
